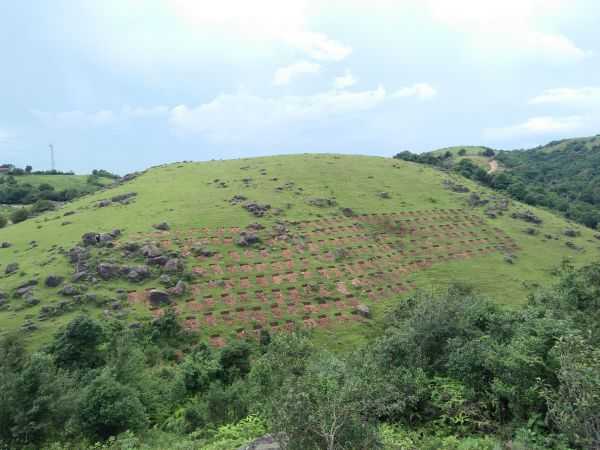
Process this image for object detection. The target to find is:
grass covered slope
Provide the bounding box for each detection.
[0,154,598,348]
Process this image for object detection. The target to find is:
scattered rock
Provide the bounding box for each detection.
[237,232,261,247]
[511,210,542,225]
[61,284,81,296]
[153,222,170,231]
[149,289,171,307]
[111,192,137,203]
[45,275,65,287]
[97,263,121,280]
[123,242,141,253]
[564,228,580,238]
[307,198,337,208]
[69,246,90,263]
[1,242,12,248]
[163,258,182,273]
[230,195,248,205]
[141,244,163,258]
[467,192,488,207]
[246,222,265,231]
[378,192,391,199]
[126,265,151,282]
[14,280,37,298]
[340,207,355,217]
[171,280,187,296]
[5,262,19,275]
[237,435,280,450]
[443,180,470,193]
[243,201,271,217]
[355,304,371,318]
[97,200,112,208]
[191,244,215,257]
[72,271,89,283]
[159,274,172,285]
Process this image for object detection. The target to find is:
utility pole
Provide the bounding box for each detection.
[49,144,55,171]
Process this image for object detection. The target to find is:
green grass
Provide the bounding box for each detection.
[1,154,598,350]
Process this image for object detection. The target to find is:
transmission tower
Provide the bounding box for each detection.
[49,144,55,171]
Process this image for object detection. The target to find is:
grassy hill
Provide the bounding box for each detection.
[0,172,116,210]
[1,154,598,350]
[399,135,600,228]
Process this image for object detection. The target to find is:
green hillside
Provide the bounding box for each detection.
[1,154,597,350]
[0,171,116,209]
[398,135,600,228]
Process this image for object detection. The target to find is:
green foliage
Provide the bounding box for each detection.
[0,213,6,228]
[79,369,148,439]
[50,315,105,371]
[544,336,600,449]
[10,207,29,223]
[199,415,267,450]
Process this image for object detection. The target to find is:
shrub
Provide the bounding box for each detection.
[0,214,6,228]
[50,316,105,371]
[10,207,29,224]
[79,370,147,439]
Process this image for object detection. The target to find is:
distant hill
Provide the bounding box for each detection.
[396,135,600,228]
[1,154,598,350]
[0,168,118,222]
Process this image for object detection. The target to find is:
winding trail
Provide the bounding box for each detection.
[488,160,498,174]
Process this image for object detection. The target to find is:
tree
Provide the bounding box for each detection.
[458,148,467,156]
[10,208,29,224]
[0,214,6,228]
[79,369,147,439]
[267,353,379,450]
[25,165,32,174]
[50,316,105,371]
[545,336,600,450]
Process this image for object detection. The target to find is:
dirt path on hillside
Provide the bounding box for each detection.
[488,160,498,174]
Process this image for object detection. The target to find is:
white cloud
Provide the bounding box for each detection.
[168,0,351,61]
[333,70,357,89]
[274,61,320,86]
[169,83,433,142]
[33,106,169,128]
[425,0,586,62]
[529,87,600,106]
[286,31,352,61]
[484,116,585,139]
[392,83,437,100]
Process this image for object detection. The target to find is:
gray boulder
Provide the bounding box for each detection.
[141,244,162,258]
[45,275,65,288]
[61,284,81,296]
[236,232,261,247]
[237,435,281,450]
[355,304,371,318]
[149,289,171,307]
[163,258,182,273]
[82,232,100,246]
[153,222,170,231]
[5,262,19,275]
[171,280,187,296]
[97,263,121,280]
[126,265,151,282]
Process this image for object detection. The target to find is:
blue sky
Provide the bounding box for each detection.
[1,0,599,173]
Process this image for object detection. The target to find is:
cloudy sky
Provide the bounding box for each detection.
[1,0,599,173]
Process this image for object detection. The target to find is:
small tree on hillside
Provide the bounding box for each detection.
[10,208,29,224]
